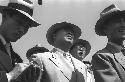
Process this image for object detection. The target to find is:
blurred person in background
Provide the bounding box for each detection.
[26,44,49,82]
[69,39,91,61]
[69,39,94,82]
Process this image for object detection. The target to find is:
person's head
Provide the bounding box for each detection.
[46,22,81,51]
[104,17,125,41]
[0,0,40,42]
[53,27,75,46]
[95,4,125,43]
[26,45,49,60]
[69,39,91,61]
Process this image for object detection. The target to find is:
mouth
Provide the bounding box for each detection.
[78,52,83,57]
[66,35,73,40]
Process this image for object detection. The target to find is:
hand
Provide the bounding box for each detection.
[8,63,29,81]
[18,65,41,82]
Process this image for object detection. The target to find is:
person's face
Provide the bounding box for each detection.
[104,18,125,40]
[54,29,75,44]
[2,14,29,42]
[71,45,86,61]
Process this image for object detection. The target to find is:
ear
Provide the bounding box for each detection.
[52,33,56,42]
[102,25,109,35]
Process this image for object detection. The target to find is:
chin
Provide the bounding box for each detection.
[10,38,19,42]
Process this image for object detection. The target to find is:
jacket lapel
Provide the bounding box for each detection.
[0,41,13,72]
[105,44,125,81]
[48,52,72,80]
[105,44,125,69]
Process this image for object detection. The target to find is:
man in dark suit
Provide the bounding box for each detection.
[0,0,41,82]
[92,4,125,82]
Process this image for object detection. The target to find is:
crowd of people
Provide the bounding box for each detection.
[0,0,125,82]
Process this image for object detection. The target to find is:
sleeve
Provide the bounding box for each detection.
[92,53,121,82]
[0,71,8,82]
[0,63,9,82]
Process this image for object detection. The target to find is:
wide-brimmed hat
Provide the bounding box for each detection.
[72,39,91,56]
[0,0,41,27]
[46,22,81,46]
[95,4,125,36]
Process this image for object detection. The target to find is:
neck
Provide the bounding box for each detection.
[54,42,72,52]
[108,38,124,47]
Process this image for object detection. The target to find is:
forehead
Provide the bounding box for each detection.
[107,17,125,24]
[11,14,29,25]
[75,44,85,48]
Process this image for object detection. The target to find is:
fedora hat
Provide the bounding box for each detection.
[95,4,125,36]
[46,22,81,46]
[72,39,91,56]
[0,0,41,27]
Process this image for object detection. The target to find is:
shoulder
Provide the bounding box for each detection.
[93,48,114,60]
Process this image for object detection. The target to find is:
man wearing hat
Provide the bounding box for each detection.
[33,22,87,82]
[69,39,94,82]
[69,39,91,61]
[0,0,41,82]
[92,4,125,82]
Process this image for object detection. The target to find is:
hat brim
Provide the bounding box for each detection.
[74,39,91,56]
[0,5,41,27]
[95,10,125,36]
[46,22,81,46]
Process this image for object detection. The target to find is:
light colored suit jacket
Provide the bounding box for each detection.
[36,48,87,82]
[92,44,125,82]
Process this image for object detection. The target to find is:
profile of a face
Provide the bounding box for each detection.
[2,14,29,42]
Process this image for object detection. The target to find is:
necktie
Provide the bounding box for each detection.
[5,43,11,56]
[5,43,12,64]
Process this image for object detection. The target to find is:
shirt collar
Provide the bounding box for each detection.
[51,48,70,57]
[0,34,7,45]
[108,42,123,52]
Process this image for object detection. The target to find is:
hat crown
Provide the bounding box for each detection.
[8,0,34,16]
[100,4,120,18]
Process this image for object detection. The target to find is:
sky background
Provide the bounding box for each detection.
[0,0,125,62]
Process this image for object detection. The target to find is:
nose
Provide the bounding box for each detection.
[67,32,74,38]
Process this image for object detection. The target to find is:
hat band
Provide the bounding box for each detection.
[8,3,33,16]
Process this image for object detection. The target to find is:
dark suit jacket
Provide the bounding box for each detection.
[0,40,23,82]
[92,44,125,82]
